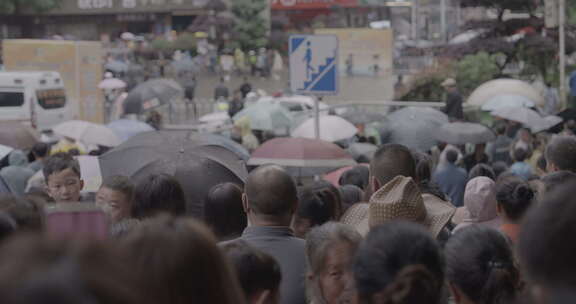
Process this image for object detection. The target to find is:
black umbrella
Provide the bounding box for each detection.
[434,122,496,145]
[124,79,183,114]
[99,133,247,217]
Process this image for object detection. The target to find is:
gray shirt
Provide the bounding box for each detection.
[224,226,307,304]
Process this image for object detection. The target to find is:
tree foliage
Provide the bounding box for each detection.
[0,0,61,14]
[231,0,269,51]
[455,52,501,96]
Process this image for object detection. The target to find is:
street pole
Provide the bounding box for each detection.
[314,98,320,140]
[411,0,418,40]
[559,0,567,109]
[440,0,447,42]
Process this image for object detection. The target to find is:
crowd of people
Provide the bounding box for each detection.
[0,116,574,303]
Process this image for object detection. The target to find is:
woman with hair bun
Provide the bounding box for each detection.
[446,226,520,304]
[495,176,535,243]
[353,221,445,304]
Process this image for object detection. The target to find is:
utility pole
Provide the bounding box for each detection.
[559,0,567,109]
[440,0,447,42]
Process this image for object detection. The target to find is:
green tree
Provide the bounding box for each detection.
[231,0,269,51]
[455,52,501,95]
[0,0,61,14]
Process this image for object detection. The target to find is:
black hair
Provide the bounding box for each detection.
[513,148,527,162]
[370,144,416,186]
[491,162,509,179]
[132,174,186,218]
[222,240,282,301]
[541,171,576,195]
[339,184,363,213]
[519,180,576,293]
[446,226,519,304]
[101,175,135,203]
[446,149,458,164]
[495,177,534,222]
[31,143,49,159]
[469,163,496,182]
[537,154,547,172]
[413,152,432,182]
[339,166,369,190]
[204,183,247,241]
[296,187,334,228]
[354,221,444,304]
[310,181,342,220]
[546,135,576,172]
[495,123,507,136]
[42,153,81,184]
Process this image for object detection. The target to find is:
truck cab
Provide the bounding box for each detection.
[0,71,70,132]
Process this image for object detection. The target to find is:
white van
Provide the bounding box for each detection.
[0,71,70,132]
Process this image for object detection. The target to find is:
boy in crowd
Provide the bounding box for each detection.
[43,153,84,203]
[95,175,134,223]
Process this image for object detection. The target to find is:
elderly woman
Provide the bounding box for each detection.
[305,222,362,304]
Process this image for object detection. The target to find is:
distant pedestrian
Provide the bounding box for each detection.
[239,77,253,99]
[0,150,35,196]
[542,82,560,115]
[345,54,354,77]
[510,148,533,180]
[228,91,245,119]
[27,142,50,173]
[433,149,468,207]
[441,78,464,121]
[463,143,490,172]
[214,77,230,102]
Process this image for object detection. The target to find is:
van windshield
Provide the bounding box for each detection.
[0,91,25,107]
[37,88,66,109]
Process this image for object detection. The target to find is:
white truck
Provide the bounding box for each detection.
[0,71,71,132]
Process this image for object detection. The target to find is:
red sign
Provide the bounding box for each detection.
[271,0,359,10]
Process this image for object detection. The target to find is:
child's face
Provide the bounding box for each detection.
[95,187,131,222]
[46,168,83,203]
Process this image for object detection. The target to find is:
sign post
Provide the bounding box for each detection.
[289,35,339,139]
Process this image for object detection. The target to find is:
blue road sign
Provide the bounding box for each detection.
[289,35,338,95]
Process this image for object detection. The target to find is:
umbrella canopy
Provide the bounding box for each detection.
[434,122,495,145]
[249,137,356,168]
[492,107,543,128]
[107,119,154,142]
[380,107,449,152]
[98,78,127,90]
[0,145,14,161]
[347,143,378,161]
[0,122,39,150]
[105,60,129,73]
[233,103,293,132]
[124,79,184,114]
[531,115,563,133]
[340,110,386,125]
[292,116,358,142]
[188,133,250,161]
[480,94,536,112]
[200,111,230,124]
[100,137,247,217]
[467,79,544,108]
[53,120,121,147]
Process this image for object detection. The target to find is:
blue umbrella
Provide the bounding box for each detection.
[107,119,154,142]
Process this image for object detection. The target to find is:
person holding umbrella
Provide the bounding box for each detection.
[441,78,464,121]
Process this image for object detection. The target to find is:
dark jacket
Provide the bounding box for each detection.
[445,90,464,120]
[222,226,307,304]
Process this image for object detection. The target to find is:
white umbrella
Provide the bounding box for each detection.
[467,79,544,108]
[531,115,563,133]
[292,116,357,142]
[98,78,127,90]
[200,111,230,124]
[480,94,536,112]
[491,107,542,128]
[0,144,14,161]
[53,120,121,147]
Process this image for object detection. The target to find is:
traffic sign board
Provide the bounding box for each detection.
[289,35,338,95]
